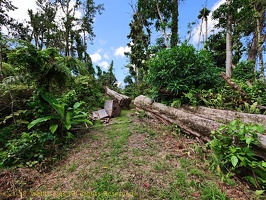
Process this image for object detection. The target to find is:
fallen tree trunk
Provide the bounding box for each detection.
[134,95,266,157]
[183,106,266,127]
[105,87,131,109]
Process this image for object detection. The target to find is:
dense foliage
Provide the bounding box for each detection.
[210,120,266,190]
[0,1,266,195]
[147,43,221,100]
[0,41,106,168]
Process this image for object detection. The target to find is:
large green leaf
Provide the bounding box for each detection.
[73,102,82,109]
[28,116,55,129]
[50,124,58,134]
[40,92,65,117]
[72,114,87,119]
[231,155,238,167]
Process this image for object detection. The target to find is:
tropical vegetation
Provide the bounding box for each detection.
[0,0,266,198]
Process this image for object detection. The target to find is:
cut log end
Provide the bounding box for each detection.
[105,86,132,109]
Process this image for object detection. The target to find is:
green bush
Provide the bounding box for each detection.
[232,61,258,82]
[0,131,55,167]
[147,43,221,100]
[28,91,92,139]
[71,75,105,111]
[210,120,266,189]
[241,80,266,106]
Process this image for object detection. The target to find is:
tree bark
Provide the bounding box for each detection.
[256,11,264,80]
[205,16,208,42]
[156,3,169,48]
[226,0,233,77]
[248,33,258,62]
[183,106,266,126]
[134,95,266,157]
[0,33,3,80]
[170,0,178,47]
[105,86,131,109]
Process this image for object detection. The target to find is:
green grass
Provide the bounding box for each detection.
[23,109,255,200]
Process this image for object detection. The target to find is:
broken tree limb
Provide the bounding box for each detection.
[220,72,248,97]
[220,72,266,111]
[134,95,266,157]
[105,86,131,109]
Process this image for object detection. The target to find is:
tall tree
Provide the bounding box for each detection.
[55,0,104,57]
[252,0,266,80]
[126,3,151,84]
[28,0,103,57]
[0,0,17,78]
[170,0,178,47]
[77,0,104,69]
[226,0,233,77]
[213,0,266,77]
[197,7,210,48]
[57,0,77,57]
[137,0,181,47]
[28,0,58,50]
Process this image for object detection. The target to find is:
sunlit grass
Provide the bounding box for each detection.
[31,109,254,200]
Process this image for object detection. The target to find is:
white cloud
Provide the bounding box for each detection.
[90,49,102,62]
[114,46,131,57]
[89,50,110,70]
[98,61,109,70]
[117,81,125,89]
[190,0,226,46]
[7,0,82,30]
[8,0,37,22]
[104,53,110,59]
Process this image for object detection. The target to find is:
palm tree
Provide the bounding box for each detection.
[197,7,211,48]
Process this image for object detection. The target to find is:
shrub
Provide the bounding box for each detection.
[147,43,221,100]
[28,91,92,139]
[232,61,258,82]
[0,131,55,167]
[71,75,105,111]
[210,120,266,189]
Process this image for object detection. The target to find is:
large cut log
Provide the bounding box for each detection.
[105,87,131,109]
[183,106,266,128]
[134,95,266,156]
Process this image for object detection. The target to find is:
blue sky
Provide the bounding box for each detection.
[8,0,225,86]
[88,0,225,86]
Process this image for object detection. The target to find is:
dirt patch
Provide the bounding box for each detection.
[127,133,147,149]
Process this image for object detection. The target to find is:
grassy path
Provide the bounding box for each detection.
[8,110,255,199]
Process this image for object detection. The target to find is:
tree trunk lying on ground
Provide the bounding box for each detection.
[105,86,131,109]
[134,95,266,158]
[183,106,266,125]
